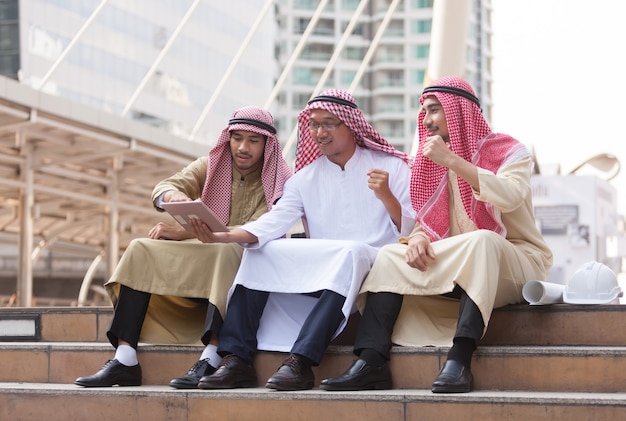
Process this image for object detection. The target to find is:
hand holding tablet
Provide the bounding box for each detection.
[161,201,228,233]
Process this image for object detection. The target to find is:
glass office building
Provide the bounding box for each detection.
[0,0,277,143]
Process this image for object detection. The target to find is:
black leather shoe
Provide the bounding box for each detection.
[431,360,473,393]
[320,359,392,391]
[197,354,257,389]
[74,359,142,387]
[169,358,216,389]
[265,354,314,391]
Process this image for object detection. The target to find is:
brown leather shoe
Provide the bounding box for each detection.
[197,354,257,389]
[265,354,314,391]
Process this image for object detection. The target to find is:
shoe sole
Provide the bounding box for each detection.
[319,380,392,391]
[265,381,314,391]
[198,380,257,389]
[168,382,199,389]
[431,385,472,393]
[74,381,141,387]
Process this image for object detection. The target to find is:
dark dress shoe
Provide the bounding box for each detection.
[197,354,257,389]
[265,354,314,391]
[74,359,142,387]
[169,358,216,389]
[431,360,473,393]
[320,358,392,391]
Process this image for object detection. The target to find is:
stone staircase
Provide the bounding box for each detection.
[1,305,626,420]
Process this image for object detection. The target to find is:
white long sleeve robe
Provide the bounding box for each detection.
[231,146,415,351]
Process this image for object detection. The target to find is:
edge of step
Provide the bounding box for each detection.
[2,382,626,405]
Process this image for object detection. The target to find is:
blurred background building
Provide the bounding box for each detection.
[2,0,493,153]
[17,0,621,310]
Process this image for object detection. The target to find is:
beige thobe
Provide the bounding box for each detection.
[358,157,553,347]
[105,159,268,345]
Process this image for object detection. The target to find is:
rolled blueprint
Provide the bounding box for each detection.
[522,280,566,305]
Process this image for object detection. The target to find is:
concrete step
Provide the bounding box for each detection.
[3,305,626,420]
[2,304,626,346]
[2,341,626,393]
[1,383,626,421]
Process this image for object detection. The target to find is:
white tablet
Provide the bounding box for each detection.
[161,201,228,233]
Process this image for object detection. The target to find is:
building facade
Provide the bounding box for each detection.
[273,0,493,156]
[0,0,277,144]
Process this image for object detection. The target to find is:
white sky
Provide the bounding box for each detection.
[491,0,626,214]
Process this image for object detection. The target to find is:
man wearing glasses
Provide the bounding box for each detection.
[190,89,415,391]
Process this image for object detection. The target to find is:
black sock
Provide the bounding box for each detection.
[446,337,476,368]
[359,348,387,368]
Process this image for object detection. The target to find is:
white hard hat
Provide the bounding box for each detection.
[563,261,623,304]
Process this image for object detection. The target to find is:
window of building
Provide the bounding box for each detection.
[341,21,364,36]
[376,96,404,113]
[0,54,19,78]
[293,68,331,86]
[411,19,432,34]
[340,70,356,86]
[314,19,334,35]
[295,18,310,34]
[341,0,360,11]
[301,44,333,61]
[375,0,404,13]
[0,0,18,20]
[378,70,404,88]
[411,95,421,109]
[377,45,404,63]
[293,0,319,10]
[292,93,310,110]
[411,69,425,85]
[342,46,365,60]
[293,68,313,85]
[383,20,404,37]
[0,22,18,50]
[411,0,434,8]
[412,44,429,59]
[378,121,405,138]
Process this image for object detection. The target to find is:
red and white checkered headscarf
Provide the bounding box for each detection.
[412,76,530,241]
[295,89,408,172]
[200,106,292,225]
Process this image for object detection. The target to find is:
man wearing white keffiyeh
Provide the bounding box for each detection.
[193,89,415,391]
[75,106,291,389]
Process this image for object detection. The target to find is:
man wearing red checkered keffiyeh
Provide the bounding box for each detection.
[75,106,291,390]
[294,88,409,171]
[202,106,292,225]
[322,76,553,395]
[192,89,416,392]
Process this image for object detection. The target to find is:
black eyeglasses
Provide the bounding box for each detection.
[308,121,343,132]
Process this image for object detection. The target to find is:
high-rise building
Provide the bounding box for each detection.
[0,0,277,144]
[2,0,494,154]
[273,0,493,156]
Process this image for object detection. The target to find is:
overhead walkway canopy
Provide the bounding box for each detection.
[0,75,209,306]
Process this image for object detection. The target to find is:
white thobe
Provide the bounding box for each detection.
[231,146,415,351]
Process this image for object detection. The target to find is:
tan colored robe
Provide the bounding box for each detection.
[105,159,268,345]
[358,158,553,347]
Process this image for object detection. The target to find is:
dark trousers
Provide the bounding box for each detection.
[354,285,484,359]
[217,285,346,366]
[107,285,221,349]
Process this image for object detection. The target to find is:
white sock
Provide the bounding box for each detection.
[199,344,222,368]
[114,344,138,366]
